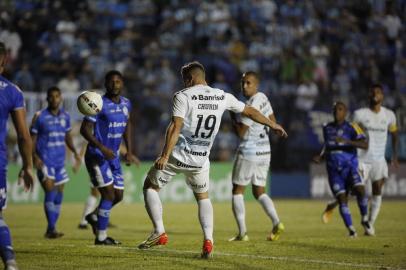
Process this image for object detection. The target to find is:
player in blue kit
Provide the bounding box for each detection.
[31,86,81,238]
[80,70,137,245]
[0,41,34,270]
[314,101,372,237]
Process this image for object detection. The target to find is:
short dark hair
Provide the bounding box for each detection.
[333,100,347,110]
[369,83,383,91]
[242,71,260,81]
[105,70,123,83]
[46,86,61,97]
[181,61,205,80]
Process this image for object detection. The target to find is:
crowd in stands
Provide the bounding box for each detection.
[0,0,404,170]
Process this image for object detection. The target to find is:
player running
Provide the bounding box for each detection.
[315,101,372,237]
[138,61,287,258]
[0,41,34,270]
[80,70,137,245]
[322,85,398,235]
[31,86,81,238]
[229,71,284,242]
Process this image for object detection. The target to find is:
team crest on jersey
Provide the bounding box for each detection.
[60,118,66,128]
[0,81,7,89]
[122,106,129,117]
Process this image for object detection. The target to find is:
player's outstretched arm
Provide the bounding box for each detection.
[335,137,368,149]
[155,116,184,170]
[313,145,325,163]
[229,111,249,139]
[11,108,34,191]
[241,106,288,138]
[80,119,115,160]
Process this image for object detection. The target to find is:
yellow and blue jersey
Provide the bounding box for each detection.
[322,121,365,195]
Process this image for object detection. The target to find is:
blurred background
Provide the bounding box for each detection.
[0,0,405,201]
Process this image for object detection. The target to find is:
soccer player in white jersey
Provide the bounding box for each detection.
[322,84,398,235]
[137,62,287,258]
[228,72,284,242]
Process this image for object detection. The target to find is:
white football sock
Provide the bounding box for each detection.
[144,189,165,235]
[232,194,246,236]
[258,194,280,226]
[198,198,213,242]
[369,195,382,225]
[97,230,107,241]
[81,195,98,225]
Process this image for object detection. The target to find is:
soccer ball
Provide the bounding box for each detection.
[77,91,103,116]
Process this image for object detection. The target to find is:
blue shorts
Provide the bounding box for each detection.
[326,160,363,196]
[37,164,69,186]
[85,153,123,190]
[0,166,7,210]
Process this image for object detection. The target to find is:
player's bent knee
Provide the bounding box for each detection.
[143,177,160,191]
[194,191,209,201]
[232,184,245,195]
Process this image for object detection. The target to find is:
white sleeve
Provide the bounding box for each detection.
[352,109,362,124]
[388,110,397,132]
[172,92,188,119]
[225,93,245,113]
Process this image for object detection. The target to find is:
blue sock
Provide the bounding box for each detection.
[357,195,368,219]
[97,199,113,231]
[44,190,57,232]
[339,203,353,228]
[53,191,64,227]
[0,218,15,264]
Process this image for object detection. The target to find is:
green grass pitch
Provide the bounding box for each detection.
[4,200,406,270]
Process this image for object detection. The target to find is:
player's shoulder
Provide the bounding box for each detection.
[323,121,334,129]
[354,107,368,115]
[381,106,396,117]
[0,76,23,95]
[59,108,71,118]
[120,96,130,103]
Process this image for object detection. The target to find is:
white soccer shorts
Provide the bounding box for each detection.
[147,156,210,194]
[358,160,388,183]
[232,156,270,187]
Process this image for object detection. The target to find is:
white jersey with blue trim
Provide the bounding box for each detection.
[86,95,131,157]
[238,92,273,162]
[353,107,397,162]
[171,84,245,167]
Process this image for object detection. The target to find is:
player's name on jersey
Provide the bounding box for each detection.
[183,147,207,156]
[191,94,224,101]
[198,104,218,110]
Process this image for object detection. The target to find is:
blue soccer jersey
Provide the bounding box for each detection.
[323,121,365,195]
[31,108,71,168]
[84,95,131,189]
[0,75,25,208]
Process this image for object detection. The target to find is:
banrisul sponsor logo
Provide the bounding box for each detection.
[192,95,224,101]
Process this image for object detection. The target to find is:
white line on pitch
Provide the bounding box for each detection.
[23,243,405,270]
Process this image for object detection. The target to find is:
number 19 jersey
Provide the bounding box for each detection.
[172,84,245,167]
